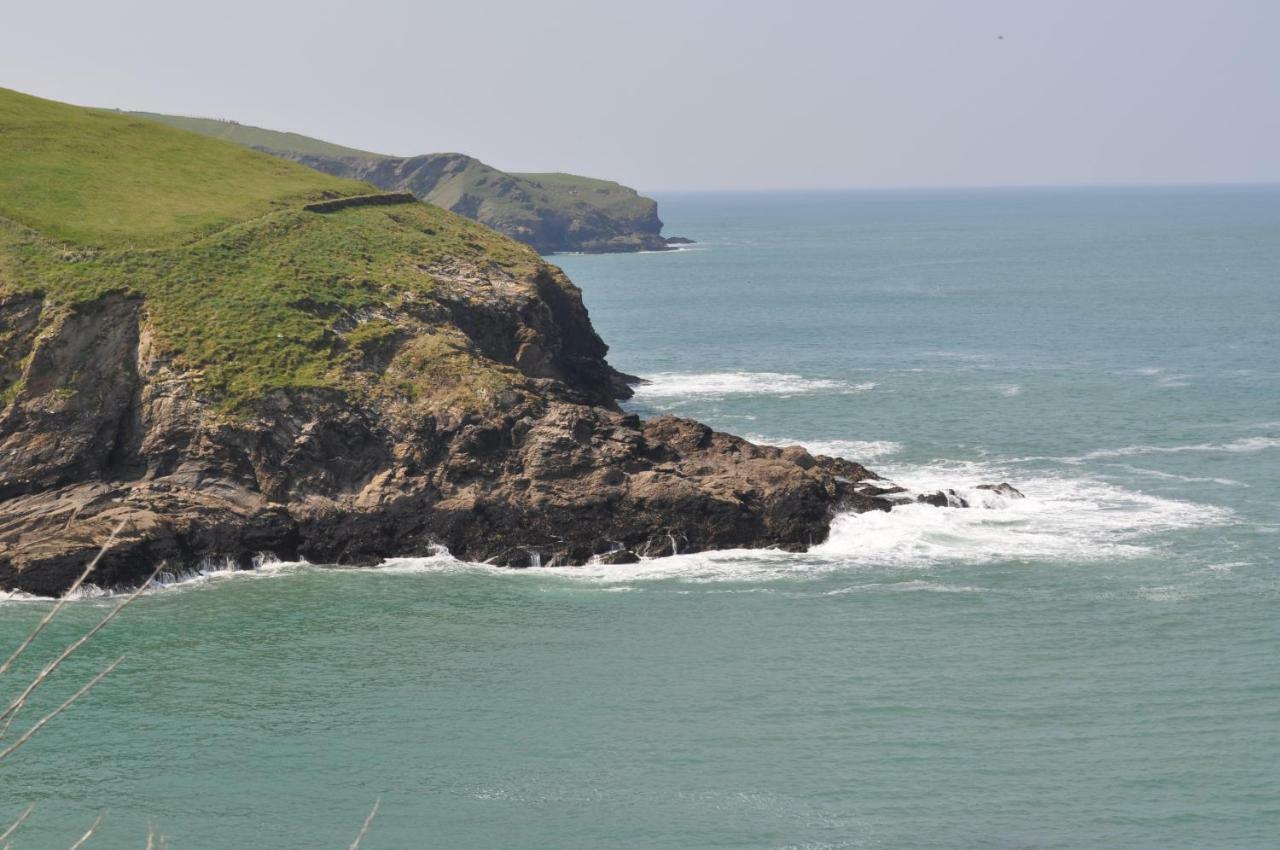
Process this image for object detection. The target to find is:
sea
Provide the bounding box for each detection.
[2,186,1277,849]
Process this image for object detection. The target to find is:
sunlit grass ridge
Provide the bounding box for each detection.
[0,87,540,410]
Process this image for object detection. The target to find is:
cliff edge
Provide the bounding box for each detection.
[0,89,961,596]
[129,112,689,255]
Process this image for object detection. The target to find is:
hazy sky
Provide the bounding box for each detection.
[6,1,1279,191]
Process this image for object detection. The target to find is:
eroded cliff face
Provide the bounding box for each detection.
[275,152,676,254]
[0,258,901,596]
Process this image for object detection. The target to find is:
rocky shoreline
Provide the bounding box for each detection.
[0,258,1000,598]
[0,89,996,597]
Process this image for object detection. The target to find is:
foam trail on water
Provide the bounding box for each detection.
[1105,463,1248,487]
[1068,435,1280,462]
[633,372,874,399]
[746,435,904,462]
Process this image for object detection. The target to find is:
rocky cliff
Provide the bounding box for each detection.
[129,112,688,254]
[0,255,898,596]
[0,89,978,597]
[282,153,679,254]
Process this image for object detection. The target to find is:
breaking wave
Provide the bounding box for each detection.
[350,457,1234,586]
[813,460,1233,567]
[746,434,904,461]
[632,372,875,399]
[3,444,1240,598]
[1068,436,1280,462]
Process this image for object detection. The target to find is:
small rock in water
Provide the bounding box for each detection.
[916,489,969,508]
[976,482,1025,499]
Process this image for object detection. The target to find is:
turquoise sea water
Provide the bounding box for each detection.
[2,187,1278,848]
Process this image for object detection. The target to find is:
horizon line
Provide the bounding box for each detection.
[638,179,1280,195]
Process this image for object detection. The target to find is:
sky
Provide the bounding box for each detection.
[4,0,1279,191]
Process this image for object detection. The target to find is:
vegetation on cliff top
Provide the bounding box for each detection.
[0,91,369,247]
[0,88,538,410]
[130,111,668,254]
[126,110,388,161]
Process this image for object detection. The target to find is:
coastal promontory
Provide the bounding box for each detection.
[1,88,947,596]
[129,112,690,255]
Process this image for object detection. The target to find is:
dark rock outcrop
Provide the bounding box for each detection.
[0,249,965,597]
[916,489,968,508]
[977,482,1025,499]
[0,258,977,598]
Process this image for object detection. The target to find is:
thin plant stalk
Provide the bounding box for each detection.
[67,809,107,850]
[0,521,127,677]
[0,565,159,737]
[0,803,35,843]
[348,798,381,850]
[0,656,123,762]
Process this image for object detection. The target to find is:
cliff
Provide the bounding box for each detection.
[128,112,687,254]
[0,88,970,596]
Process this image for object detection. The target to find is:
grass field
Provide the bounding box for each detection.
[0,88,536,410]
[0,90,375,247]
[128,111,387,160]
[511,171,657,216]
[131,109,662,251]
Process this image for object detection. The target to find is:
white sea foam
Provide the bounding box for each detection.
[5,454,1238,597]
[1105,463,1248,487]
[823,580,984,595]
[632,372,874,399]
[419,458,1233,585]
[1205,561,1250,573]
[1069,436,1280,462]
[29,555,317,600]
[746,435,904,461]
[995,384,1023,396]
[808,459,1234,568]
[1137,585,1197,602]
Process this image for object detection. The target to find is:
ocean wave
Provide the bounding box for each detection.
[632,372,875,399]
[823,580,984,595]
[0,555,317,603]
[1104,463,1248,487]
[745,435,904,461]
[1068,436,1280,462]
[810,459,1235,568]
[1136,585,1198,603]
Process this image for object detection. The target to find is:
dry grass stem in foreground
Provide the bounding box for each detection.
[1,564,159,739]
[1,525,383,847]
[0,521,127,677]
[0,803,36,844]
[348,798,382,850]
[66,809,107,850]
[145,821,169,849]
[0,656,124,762]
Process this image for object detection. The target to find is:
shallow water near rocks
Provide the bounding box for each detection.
[3,187,1279,849]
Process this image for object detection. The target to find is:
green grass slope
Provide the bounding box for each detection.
[0,88,538,409]
[0,90,372,247]
[127,111,387,161]
[129,111,670,253]
[510,171,657,217]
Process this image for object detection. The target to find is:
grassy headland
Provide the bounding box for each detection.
[132,111,672,254]
[0,88,537,410]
